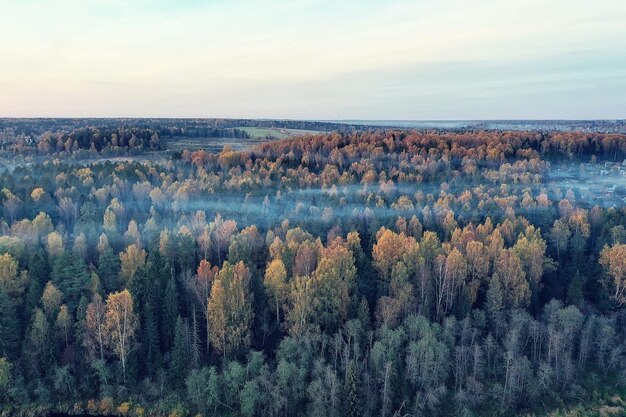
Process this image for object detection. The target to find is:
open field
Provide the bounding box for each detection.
[165,136,267,153]
[166,127,322,153]
[237,126,322,139]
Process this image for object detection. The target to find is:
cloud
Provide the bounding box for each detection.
[0,0,625,118]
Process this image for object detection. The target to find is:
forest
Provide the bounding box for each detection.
[0,125,626,417]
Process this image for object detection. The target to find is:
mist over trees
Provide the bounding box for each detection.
[0,127,625,416]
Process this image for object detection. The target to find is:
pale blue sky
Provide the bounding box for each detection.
[1,0,625,119]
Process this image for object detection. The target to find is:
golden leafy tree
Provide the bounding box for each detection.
[513,226,549,306]
[210,214,238,264]
[46,231,64,258]
[372,228,419,294]
[195,259,217,303]
[445,247,467,312]
[0,253,27,299]
[84,294,106,360]
[465,241,489,305]
[197,225,212,260]
[55,304,72,349]
[103,209,117,233]
[549,220,570,261]
[73,232,88,259]
[372,228,405,282]
[97,233,110,256]
[433,247,467,322]
[311,257,349,332]
[104,289,138,382]
[286,275,315,337]
[599,244,626,306]
[376,261,415,327]
[494,249,529,308]
[119,244,147,283]
[264,258,288,326]
[310,240,357,332]
[41,281,63,318]
[191,259,218,352]
[31,212,54,240]
[207,261,253,358]
[124,220,142,248]
[292,240,318,277]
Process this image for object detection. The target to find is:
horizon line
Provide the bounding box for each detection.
[1,117,625,122]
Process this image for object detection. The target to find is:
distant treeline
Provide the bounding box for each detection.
[162,127,250,139]
[0,118,357,138]
[2,118,626,139]
[0,118,363,156]
[0,126,252,156]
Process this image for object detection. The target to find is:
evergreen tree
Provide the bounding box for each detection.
[141,300,161,377]
[171,316,189,388]
[97,246,120,293]
[161,276,178,351]
[344,360,361,417]
[486,274,505,338]
[51,252,89,313]
[190,309,201,369]
[0,289,19,358]
[23,308,52,377]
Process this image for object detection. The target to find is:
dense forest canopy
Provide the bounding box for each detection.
[0,127,626,416]
[2,118,625,158]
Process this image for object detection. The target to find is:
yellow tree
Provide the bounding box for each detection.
[433,247,467,322]
[73,232,88,259]
[444,247,467,315]
[104,289,138,382]
[286,275,315,337]
[210,214,238,264]
[103,209,117,233]
[293,240,319,277]
[599,244,626,306]
[41,281,63,319]
[0,253,27,300]
[264,258,288,326]
[55,304,72,350]
[191,259,218,352]
[46,231,65,258]
[513,226,550,308]
[84,294,106,360]
[97,233,110,256]
[309,240,357,332]
[31,212,54,241]
[119,244,147,283]
[465,241,489,305]
[549,220,570,261]
[197,225,212,260]
[372,228,418,295]
[207,261,253,358]
[494,249,529,309]
[372,228,406,282]
[375,261,415,327]
[124,220,142,248]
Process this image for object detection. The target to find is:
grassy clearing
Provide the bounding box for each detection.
[165,128,321,153]
[165,136,268,153]
[237,127,321,139]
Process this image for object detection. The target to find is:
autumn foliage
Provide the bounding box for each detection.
[0,127,625,416]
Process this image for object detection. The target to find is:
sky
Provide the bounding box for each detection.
[1,0,625,119]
